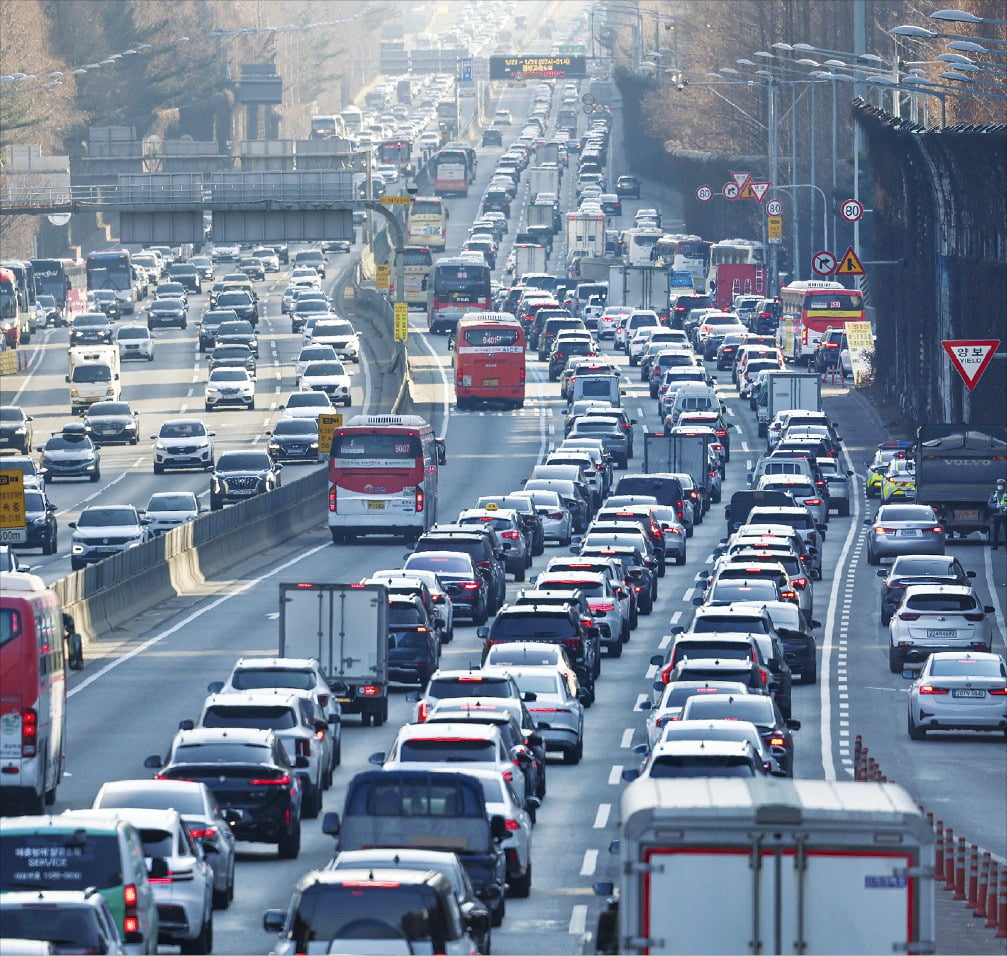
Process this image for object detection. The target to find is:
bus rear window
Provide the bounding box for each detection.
[399,249,433,267]
[411,201,443,217]
[331,434,421,459]
[0,608,22,649]
[461,328,521,347]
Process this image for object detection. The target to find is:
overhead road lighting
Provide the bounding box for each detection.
[930,9,1007,26]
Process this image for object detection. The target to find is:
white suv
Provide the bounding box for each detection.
[204,367,254,411]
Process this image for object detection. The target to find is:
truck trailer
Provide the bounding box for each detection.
[756,371,822,436]
[595,777,935,956]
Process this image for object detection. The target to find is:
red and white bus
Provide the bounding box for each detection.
[328,415,445,544]
[378,137,413,177]
[432,144,475,196]
[427,257,492,334]
[31,258,87,324]
[0,572,66,814]
[776,280,866,365]
[453,312,527,410]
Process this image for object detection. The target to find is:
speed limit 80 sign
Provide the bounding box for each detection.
[841,199,863,222]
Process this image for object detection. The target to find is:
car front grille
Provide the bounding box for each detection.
[226,476,259,490]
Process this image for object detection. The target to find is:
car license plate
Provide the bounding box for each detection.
[954,509,979,522]
[231,489,255,496]
[952,689,985,698]
[926,629,956,640]
[900,529,919,537]
[367,500,386,510]
[483,378,499,387]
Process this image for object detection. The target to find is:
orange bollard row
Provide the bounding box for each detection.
[954,836,966,901]
[986,862,999,928]
[967,844,979,908]
[996,874,1007,939]
[974,851,991,917]
[935,820,945,877]
[944,827,956,889]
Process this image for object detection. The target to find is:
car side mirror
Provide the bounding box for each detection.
[322,811,341,836]
[368,752,386,766]
[649,654,663,666]
[985,606,995,614]
[207,681,223,693]
[490,814,508,841]
[178,719,194,731]
[877,570,887,577]
[692,596,703,606]
[521,691,538,703]
[143,754,163,769]
[263,910,285,933]
[622,768,640,782]
[787,719,801,731]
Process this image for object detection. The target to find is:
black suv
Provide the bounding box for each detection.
[812,329,847,372]
[215,319,259,357]
[669,293,713,330]
[0,405,33,454]
[210,450,282,510]
[69,312,114,346]
[146,727,303,858]
[413,526,507,614]
[215,290,259,326]
[168,262,202,293]
[549,338,596,381]
[387,595,441,686]
[198,309,238,352]
[480,603,599,701]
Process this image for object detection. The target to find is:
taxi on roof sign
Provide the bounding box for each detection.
[484,502,499,511]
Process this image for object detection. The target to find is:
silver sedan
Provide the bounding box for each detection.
[865,504,946,564]
[905,651,1007,739]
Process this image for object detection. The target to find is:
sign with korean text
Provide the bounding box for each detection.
[845,321,875,386]
[375,263,390,290]
[941,339,1000,391]
[379,195,411,205]
[0,471,26,543]
[317,413,343,457]
[394,302,409,342]
[489,54,587,81]
[767,216,783,241]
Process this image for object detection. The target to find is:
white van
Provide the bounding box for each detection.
[665,384,721,427]
[570,373,622,408]
[67,346,121,413]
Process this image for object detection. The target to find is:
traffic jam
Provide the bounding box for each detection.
[2,6,1005,956]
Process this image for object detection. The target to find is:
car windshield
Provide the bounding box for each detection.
[214,346,249,358]
[117,327,148,339]
[148,494,197,512]
[296,300,328,313]
[97,786,205,814]
[684,697,775,724]
[428,677,510,699]
[691,615,767,634]
[87,403,129,417]
[202,705,297,730]
[71,365,111,383]
[77,508,135,527]
[929,658,1004,678]
[210,369,248,382]
[74,315,108,327]
[709,580,779,602]
[406,554,472,575]
[217,453,268,470]
[217,292,251,305]
[159,422,206,438]
[304,362,345,376]
[274,419,317,436]
[892,558,956,576]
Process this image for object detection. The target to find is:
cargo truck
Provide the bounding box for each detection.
[642,432,713,512]
[915,424,1007,537]
[608,265,670,318]
[594,777,935,956]
[528,202,560,234]
[66,345,120,413]
[511,243,548,281]
[756,371,822,436]
[529,164,560,199]
[565,212,606,266]
[277,582,390,726]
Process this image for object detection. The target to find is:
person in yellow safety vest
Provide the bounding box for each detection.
[989,477,1007,550]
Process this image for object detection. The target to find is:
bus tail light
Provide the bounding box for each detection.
[21,709,37,757]
[123,884,139,936]
[416,487,425,513]
[328,487,336,512]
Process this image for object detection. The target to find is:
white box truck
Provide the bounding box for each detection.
[512,243,548,281]
[66,345,121,413]
[609,265,670,315]
[756,371,822,436]
[595,777,935,956]
[528,164,560,199]
[565,211,606,264]
[277,582,390,726]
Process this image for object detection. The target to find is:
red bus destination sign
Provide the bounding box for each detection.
[489,54,588,80]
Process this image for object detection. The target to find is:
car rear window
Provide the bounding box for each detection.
[1,833,122,890]
[649,755,757,778]
[490,614,578,640]
[96,786,205,814]
[904,594,979,613]
[691,615,768,634]
[428,677,511,699]
[0,906,102,950]
[709,581,779,603]
[399,738,495,761]
[878,506,937,522]
[231,669,315,691]
[389,605,425,627]
[202,705,297,730]
[674,642,753,662]
[929,658,1004,677]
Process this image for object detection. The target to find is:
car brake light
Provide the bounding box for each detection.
[502,769,513,782]
[251,774,292,785]
[758,668,769,684]
[328,487,336,511]
[988,688,1007,696]
[769,735,786,747]
[591,602,615,612]
[803,498,822,506]
[918,685,949,695]
[931,526,944,534]
[124,884,138,908]
[416,487,425,513]
[781,589,797,600]
[547,511,565,519]
[963,612,986,622]
[360,684,380,696]
[476,560,491,570]
[417,702,430,722]
[501,530,521,539]
[461,581,480,590]
[792,577,808,589]
[505,818,522,831]
[899,612,920,621]
[874,526,896,535]
[188,827,217,840]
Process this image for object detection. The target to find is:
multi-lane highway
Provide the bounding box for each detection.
[8,58,1005,956]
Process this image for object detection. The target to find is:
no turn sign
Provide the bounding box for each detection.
[811,249,837,276]
[696,185,713,202]
[766,199,783,217]
[722,182,739,200]
[841,199,864,222]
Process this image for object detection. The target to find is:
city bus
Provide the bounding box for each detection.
[653,234,711,290]
[406,197,448,250]
[378,137,413,177]
[0,259,39,343]
[310,114,344,140]
[0,572,66,814]
[86,249,135,314]
[31,258,87,323]
[0,267,21,347]
[452,311,527,410]
[777,279,866,365]
[328,414,445,544]
[392,246,434,307]
[433,143,476,196]
[705,238,765,309]
[621,227,664,267]
[427,257,492,333]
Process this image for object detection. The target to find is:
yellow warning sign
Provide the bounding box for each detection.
[380,195,411,205]
[767,216,783,240]
[845,321,874,351]
[0,470,26,541]
[393,302,409,342]
[836,245,865,276]
[376,263,390,290]
[739,181,757,200]
[317,413,343,457]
